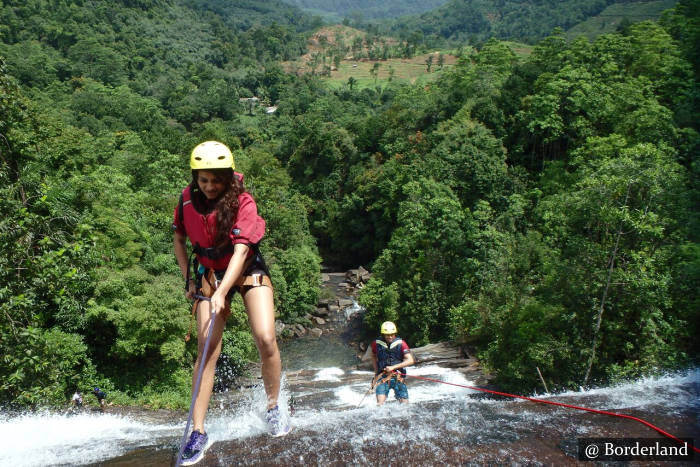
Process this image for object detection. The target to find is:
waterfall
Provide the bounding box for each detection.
[2,367,697,466]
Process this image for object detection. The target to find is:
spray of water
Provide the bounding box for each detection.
[0,411,176,466]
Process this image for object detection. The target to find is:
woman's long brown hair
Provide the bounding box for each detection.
[189,168,246,248]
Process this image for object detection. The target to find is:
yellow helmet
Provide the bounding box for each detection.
[190,141,235,170]
[380,321,397,334]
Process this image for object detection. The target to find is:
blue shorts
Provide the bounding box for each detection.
[375,376,408,400]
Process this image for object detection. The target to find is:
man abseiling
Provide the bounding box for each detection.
[371,321,414,405]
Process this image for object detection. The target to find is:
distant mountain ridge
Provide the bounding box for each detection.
[281,0,451,20]
[182,0,316,30]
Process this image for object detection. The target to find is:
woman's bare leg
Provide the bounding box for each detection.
[191,300,229,433]
[243,286,280,409]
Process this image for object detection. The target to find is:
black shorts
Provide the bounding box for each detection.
[195,248,271,300]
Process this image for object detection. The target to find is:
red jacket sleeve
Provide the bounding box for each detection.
[172,201,185,235]
[230,192,265,245]
[401,341,411,355]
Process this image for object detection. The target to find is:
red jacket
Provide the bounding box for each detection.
[173,175,265,270]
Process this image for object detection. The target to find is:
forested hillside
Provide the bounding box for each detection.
[566,0,679,40]
[0,0,323,409]
[281,0,450,21]
[389,0,679,44]
[1,0,697,409]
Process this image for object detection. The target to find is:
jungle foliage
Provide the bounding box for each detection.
[0,0,697,408]
[0,0,322,409]
[388,0,679,45]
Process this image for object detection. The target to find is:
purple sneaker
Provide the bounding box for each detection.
[266,405,291,437]
[180,430,210,466]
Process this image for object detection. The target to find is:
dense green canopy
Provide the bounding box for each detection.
[0,0,697,408]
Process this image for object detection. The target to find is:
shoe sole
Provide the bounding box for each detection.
[179,439,212,466]
[270,425,292,437]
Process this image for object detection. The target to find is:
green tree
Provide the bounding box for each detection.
[370,62,380,83]
[425,110,509,209]
[67,37,127,86]
[1,60,100,407]
[287,118,355,191]
[538,136,690,384]
[360,178,471,345]
[660,0,700,76]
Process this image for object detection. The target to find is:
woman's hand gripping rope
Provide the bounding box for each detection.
[184,270,220,342]
[209,288,226,317]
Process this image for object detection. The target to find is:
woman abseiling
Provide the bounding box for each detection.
[173,141,289,466]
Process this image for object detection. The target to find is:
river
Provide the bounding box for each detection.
[0,344,697,466]
[1,272,697,465]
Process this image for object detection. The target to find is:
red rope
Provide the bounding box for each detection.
[402,373,699,454]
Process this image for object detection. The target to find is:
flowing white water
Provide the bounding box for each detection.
[1,367,697,466]
[343,299,363,320]
[0,411,176,466]
[555,368,700,412]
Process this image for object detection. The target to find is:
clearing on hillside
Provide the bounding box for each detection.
[282,26,534,89]
[282,25,461,87]
[325,53,459,88]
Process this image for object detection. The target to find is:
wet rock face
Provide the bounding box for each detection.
[345,265,370,287]
[312,316,325,325]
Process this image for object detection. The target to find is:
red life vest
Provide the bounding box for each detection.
[177,172,265,270]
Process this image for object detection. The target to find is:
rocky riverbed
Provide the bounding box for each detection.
[274,268,371,341]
